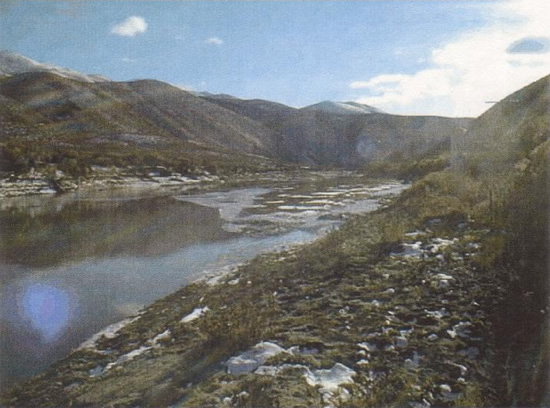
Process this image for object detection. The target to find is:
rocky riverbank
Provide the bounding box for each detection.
[2,188,511,407]
[0,166,224,199]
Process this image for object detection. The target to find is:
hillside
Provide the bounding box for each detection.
[0,71,283,178]
[0,51,473,182]
[0,72,278,154]
[397,73,549,405]
[3,76,547,407]
[202,94,471,167]
[0,50,108,83]
[463,75,549,404]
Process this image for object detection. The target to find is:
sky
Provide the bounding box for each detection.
[1,0,549,117]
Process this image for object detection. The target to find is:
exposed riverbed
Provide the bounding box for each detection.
[0,171,405,390]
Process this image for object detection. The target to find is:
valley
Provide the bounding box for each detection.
[0,50,548,407]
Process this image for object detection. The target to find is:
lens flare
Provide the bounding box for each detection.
[21,283,70,341]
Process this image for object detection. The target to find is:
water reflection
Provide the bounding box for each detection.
[1,194,237,389]
[0,191,317,389]
[0,196,232,268]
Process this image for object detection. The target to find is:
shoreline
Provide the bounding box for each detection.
[1,183,507,407]
[0,169,222,199]
[0,167,383,200]
[0,175,404,390]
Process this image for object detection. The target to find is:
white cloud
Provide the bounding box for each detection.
[205,37,223,46]
[122,57,137,63]
[111,16,148,37]
[350,0,550,117]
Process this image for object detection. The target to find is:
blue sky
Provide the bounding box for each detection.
[1,0,549,116]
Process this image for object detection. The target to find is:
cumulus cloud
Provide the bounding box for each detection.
[111,16,148,37]
[350,0,550,117]
[205,37,223,46]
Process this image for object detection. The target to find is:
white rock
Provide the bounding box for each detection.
[447,321,472,339]
[150,329,171,347]
[358,342,377,352]
[424,308,449,319]
[439,384,452,395]
[180,307,209,323]
[104,345,152,372]
[227,342,286,375]
[304,363,356,392]
[79,316,141,349]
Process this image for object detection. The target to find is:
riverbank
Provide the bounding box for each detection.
[2,181,511,407]
[0,166,224,199]
[0,173,406,391]
[0,166,378,200]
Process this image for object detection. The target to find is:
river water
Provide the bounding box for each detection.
[0,172,405,390]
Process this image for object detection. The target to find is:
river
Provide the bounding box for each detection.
[0,171,405,390]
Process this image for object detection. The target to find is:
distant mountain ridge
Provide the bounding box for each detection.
[0,50,109,83]
[301,100,383,115]
[201,93,470,166]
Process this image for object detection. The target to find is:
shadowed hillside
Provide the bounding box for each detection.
[202,94,471,167]
[462,75,549,405]
[398,74,549,405]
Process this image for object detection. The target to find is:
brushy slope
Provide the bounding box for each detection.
[0,72,283,177]
[397,73,549,405]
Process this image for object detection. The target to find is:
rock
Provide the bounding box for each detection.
[180,307,209,323]
[395,336,408,348]
[304,363,356,392]
[358,342,377,352]
[446,321,472,339]
[226,342,286,375]
[439,384,452,395]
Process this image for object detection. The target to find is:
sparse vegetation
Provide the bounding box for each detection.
[0,63,548,407]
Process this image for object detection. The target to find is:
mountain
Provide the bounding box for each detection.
[0,71,284,175]
[202,95,471,166]
[453,74,549,175]
[192,91,239,100]
[466,75,549,405]
[301,100,383,115]
[0,51,473,177]
[0,50,108,83]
